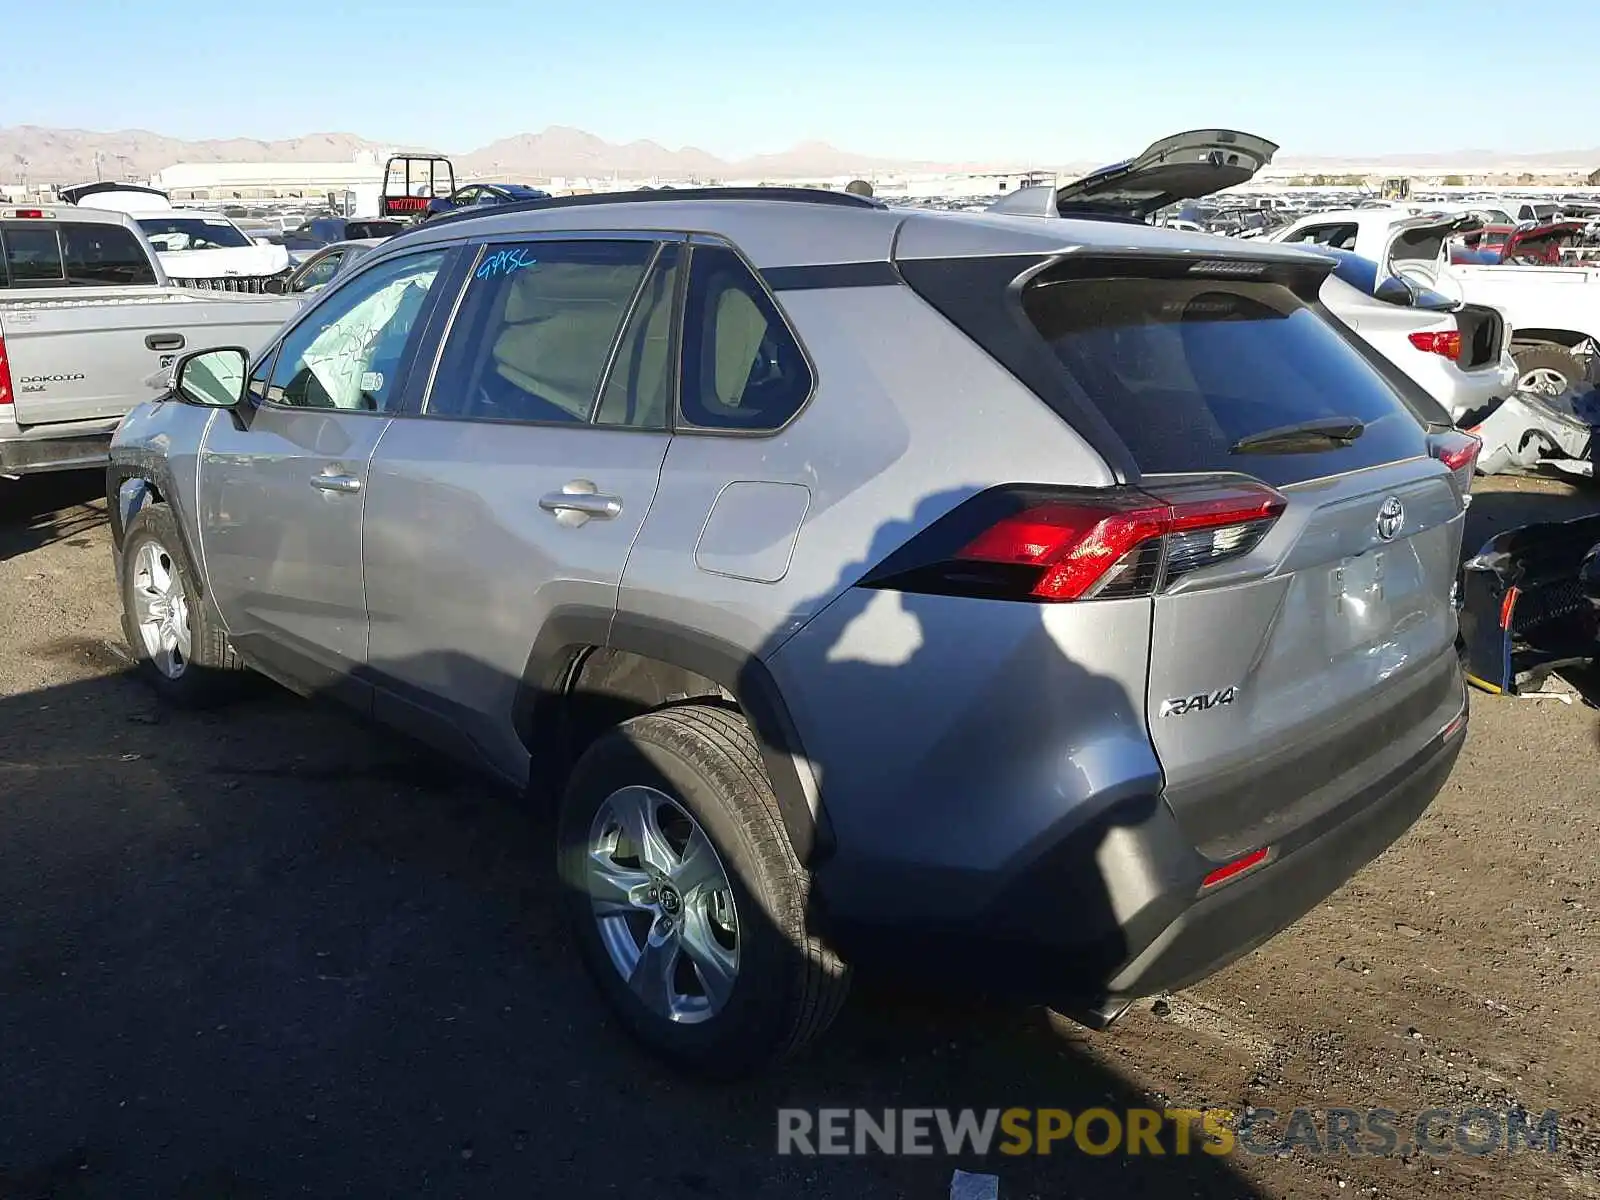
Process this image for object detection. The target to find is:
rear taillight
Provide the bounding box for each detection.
[0,333,13,406]
[1429,429,1481,493]
[1408,330,1462,360]
[862,480,1287,603]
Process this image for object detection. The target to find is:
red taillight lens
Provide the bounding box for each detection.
[954,496,1169,600]
[1429,429,1481,493]
[0,334,13,406]
[869,481,1287,603]
[1408,330,1462,360]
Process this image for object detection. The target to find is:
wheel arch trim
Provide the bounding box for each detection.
[514,610,832,865]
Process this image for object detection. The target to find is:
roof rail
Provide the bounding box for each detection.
[401,185,885,236]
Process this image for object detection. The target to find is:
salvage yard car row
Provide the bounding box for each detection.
[2,128,1595,1080]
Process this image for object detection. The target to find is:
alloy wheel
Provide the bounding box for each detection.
[130,540,192,680]
[584,785,740,1024]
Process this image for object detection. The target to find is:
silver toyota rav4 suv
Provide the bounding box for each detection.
[108,131,1478,1077]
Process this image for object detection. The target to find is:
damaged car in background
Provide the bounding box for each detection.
[1269,206,1600,396]
[1459,509,1600,696]
[1315,246,1515,426]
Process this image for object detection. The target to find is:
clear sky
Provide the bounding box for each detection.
[7,0,1593,163]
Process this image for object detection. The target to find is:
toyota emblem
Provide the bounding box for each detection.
[1376,496,1404,541]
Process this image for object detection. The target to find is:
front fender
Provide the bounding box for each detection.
[105,400,214,599]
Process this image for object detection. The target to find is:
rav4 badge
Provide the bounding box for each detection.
[1159,686,1240,717]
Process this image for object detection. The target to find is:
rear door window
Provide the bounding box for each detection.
[1021,267,1429,487]
[424,239,656,424]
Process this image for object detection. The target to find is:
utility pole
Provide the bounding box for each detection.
[94,149,105,181]
[14,155,29,195]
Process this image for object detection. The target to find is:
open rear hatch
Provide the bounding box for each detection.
[1385,213,1482,286]
[987,129,1279,222]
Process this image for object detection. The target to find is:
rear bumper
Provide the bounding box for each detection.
[0,431,114,476]
[824,678,1468,1010]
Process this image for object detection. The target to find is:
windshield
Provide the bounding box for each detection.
[137,216,252,252]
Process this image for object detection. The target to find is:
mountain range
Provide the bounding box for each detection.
[0,124,957,185]
[3,124,1597,186]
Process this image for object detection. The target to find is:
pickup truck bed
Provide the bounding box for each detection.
[1,207,299,476]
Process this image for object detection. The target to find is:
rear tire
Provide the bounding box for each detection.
[1513,344,1584,396]
[556,703,849,1078]
[119,502,245,708]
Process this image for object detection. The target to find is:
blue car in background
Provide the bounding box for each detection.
[423,182,553,220]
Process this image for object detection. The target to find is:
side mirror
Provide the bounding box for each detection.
[173,346,250,410]
[251,236,273,247]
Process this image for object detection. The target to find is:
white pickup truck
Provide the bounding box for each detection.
[0,204,299,476]
[1268,208,1600,394]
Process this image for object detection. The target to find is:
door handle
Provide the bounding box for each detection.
[539,480,622,525]
[310,473,362,494]
[146,332,186,352]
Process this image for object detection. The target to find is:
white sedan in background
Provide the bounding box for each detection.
[1317,247,1517,425]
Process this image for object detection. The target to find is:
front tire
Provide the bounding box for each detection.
[119,502,244,707]
[556,703,849,1078]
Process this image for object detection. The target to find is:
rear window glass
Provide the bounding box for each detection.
[1021,272,1429,486]
[62,224,156,286]
[2,224,64,284]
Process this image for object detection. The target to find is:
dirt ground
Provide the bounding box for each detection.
[0,470,1596,1200]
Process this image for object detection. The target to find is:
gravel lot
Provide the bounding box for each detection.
[1,471,1596,1199]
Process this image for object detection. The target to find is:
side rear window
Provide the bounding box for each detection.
[61,224,156,286]
[1019,266,1429,486]
[2,224,65,285]
[678,244,811,432]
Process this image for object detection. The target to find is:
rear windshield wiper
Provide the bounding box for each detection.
[1231,417,1366,454]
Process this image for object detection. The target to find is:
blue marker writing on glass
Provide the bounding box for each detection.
[476,248,539,279]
